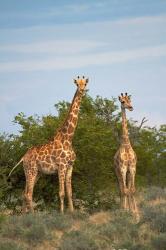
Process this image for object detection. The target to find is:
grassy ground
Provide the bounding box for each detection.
[0,187,166,250]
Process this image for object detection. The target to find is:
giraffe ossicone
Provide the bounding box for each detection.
[9,76,88,213]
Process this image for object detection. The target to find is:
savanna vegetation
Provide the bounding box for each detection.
[0,94,165,211]
[0,187,166,250]
[0,94,165,249]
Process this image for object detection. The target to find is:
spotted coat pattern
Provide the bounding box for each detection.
[114,93,139,219]
[21,77,88,213]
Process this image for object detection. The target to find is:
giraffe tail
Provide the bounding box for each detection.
[8,158,24,177]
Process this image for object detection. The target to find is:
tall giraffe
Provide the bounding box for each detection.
[9,76,88,213]
[114,93,139,217]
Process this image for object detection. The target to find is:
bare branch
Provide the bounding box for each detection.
[138,117,148,130]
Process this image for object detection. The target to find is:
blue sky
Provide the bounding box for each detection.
[0,0,166,134]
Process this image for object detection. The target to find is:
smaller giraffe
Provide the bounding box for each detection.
[114,93,139,218]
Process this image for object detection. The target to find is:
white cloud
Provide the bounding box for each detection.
[1,13,165,33]
[1,14,165,56]
[0,44,166,72]
[0,40,106,54]
[0,14,165,73]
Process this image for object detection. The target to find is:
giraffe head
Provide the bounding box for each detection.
[74,76,88,94]
[118,93,133,111]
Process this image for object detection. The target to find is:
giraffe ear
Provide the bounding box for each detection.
[118,96,121,101]
[86,78,89,83]
[74,79,78,86]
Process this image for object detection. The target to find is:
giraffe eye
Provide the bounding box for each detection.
[121,101,125,104]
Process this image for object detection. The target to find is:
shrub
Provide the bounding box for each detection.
[78,192,118,214]
[143,186,166,201]
[115,241,151,250]
[96,209,140,248]
[42,211,73,231]
[1,213,51,245]
[0,240,24,250]
[0,214,6,227]
[24,223,50,244]
[151,233,166,250]
[60,230,99,250]
[68,210,88,221]
[2,216,24,238]
[142,204,166,233]
[81,223,111,249]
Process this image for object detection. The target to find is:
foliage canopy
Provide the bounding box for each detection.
[0,94,165,210]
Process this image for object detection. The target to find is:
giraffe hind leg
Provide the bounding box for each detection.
[23,167,38,213]
[66,165,74,212]
[22,186,28,214]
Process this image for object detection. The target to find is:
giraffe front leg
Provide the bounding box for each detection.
[66,165,74,212]
[126,171,133,211]
[58,167,66,213]
[115,166,129,210]
[129,167,137,212]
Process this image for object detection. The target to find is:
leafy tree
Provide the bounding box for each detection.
[0,94,165,211]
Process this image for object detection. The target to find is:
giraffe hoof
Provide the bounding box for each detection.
[69,208,74,213]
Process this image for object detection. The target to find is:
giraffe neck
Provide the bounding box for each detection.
[57,89,83,142]
[121,107,130,145]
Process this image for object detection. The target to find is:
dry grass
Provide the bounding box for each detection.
[0,186,166,250]
[89,211,111,225]
[148,197,166,206]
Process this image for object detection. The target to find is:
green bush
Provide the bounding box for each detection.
[74,192,118,214]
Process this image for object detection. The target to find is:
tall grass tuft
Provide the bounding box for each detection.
[151,233,166,250]
[60,230,99,250]
[0,240,25,250]
[143,186,166,201]
[1,213,51,245]
[141,203,166,233]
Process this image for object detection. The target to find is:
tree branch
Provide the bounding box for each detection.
[138,117,148,130]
